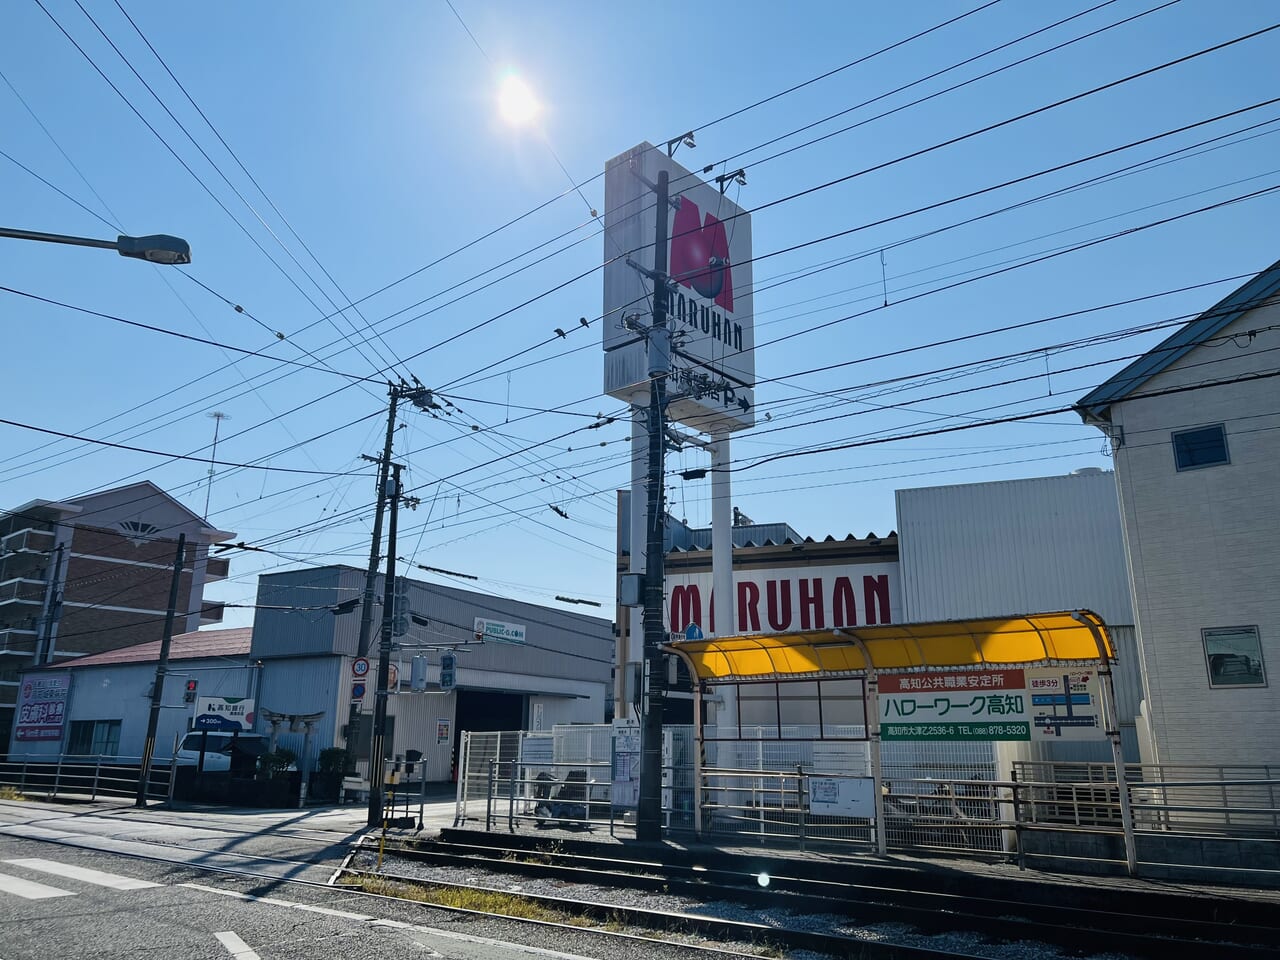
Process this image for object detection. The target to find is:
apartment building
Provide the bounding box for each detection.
[0,481,234,749]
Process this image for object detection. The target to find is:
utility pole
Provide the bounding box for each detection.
[357,386,399,659]
[367,462,403,827]
[637,169,672,842]
[135,533,187,807]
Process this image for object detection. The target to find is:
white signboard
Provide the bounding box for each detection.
[611,719,641,810]
[193,696,255,732]
[14,673,70,742]
[808,776,876,818]
[474,618,525,644]
[666,562,901,635]
[603,142,755,434]
[879,668,1106,743]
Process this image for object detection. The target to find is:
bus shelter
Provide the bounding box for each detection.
[665,610,1138,873]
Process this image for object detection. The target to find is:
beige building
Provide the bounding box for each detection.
[1077,258,1280,767]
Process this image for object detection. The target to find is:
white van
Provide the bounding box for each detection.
[175,732,270,772]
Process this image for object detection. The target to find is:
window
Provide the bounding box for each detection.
[67,719,122,757]
[1172,424,1229,470]
[1203,627,1267,688]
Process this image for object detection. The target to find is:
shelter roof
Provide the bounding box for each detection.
[666,611,1112,682]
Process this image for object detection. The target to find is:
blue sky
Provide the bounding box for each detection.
[2,1,1278,626]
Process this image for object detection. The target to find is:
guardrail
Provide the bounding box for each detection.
[0,755,174,803]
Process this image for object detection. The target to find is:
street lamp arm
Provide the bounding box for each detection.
[0,226,191,265]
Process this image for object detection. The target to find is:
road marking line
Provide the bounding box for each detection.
[215,932,261,960]
[3,857,160,890]
[182,883,373,920]
[0,872,74,900]
[178,883,604,960]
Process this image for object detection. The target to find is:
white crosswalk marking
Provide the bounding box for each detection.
[0,872,74,900]
[215,932,262,960]
[2,858,160,890]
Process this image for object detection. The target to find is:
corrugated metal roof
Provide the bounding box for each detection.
[55,627,252,667]
[1076,258,1280,423]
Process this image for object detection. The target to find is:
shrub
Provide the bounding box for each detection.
[317,747,355,775]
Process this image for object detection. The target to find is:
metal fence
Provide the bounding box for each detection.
[1013,761,1280,835]
[454,727,1280,881]
[0,755,174,803]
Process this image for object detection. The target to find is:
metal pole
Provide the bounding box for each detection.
[1102,663,1138,876]
[0,226,116,250]
[35,543,64,665]
[367,464,402,826]
[637,169,671,843]
[693,681,705,839]
[135,533,187,807]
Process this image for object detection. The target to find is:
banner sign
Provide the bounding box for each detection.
[603,142,755,435]
[880,668,1104,742]
[474,618,525,644]
[193,696,255,732]
[14,673,70,742]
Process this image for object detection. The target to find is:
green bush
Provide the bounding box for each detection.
[317,747,354,775]
[258,748,297,778]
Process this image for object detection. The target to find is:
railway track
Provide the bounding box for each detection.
[348,829,1280,960]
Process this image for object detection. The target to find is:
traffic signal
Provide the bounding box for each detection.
[184,678,198,703]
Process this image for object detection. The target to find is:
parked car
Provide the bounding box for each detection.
[174,732,271,773]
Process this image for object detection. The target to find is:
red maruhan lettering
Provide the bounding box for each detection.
[668,575,895,633]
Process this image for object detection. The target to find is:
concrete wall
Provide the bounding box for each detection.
[1106,305,1280,766]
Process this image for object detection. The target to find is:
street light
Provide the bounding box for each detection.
[0,226,191,265]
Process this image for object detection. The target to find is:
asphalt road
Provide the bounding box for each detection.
[0,800,648,960]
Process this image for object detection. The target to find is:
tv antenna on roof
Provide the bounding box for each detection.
[204,411,231,519]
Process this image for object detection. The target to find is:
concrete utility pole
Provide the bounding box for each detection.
[637,169,672,842]
[367,462,404,827]
[135,533,187,807]
[357,387,400,659]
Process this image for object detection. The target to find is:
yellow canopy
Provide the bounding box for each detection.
[667,611,1113,682]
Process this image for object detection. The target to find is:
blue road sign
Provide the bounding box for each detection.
[685,623,704,641]
[440,652,457,691]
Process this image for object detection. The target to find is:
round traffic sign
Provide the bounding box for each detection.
[352,657,370,678]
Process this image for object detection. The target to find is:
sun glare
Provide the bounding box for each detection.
[498,73,540,126]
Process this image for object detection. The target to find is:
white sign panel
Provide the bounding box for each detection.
[808,776,876,818]
[603,142,755,434]
[193,696,255,732]
[666,562,901,635]
[474,618,525,644]
[611,719,641,810]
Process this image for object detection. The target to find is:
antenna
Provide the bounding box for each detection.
[204,411,231,519]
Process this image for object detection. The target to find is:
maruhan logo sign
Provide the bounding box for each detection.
[602,141,755,434]
[474,618,526,644]
[666,563,901,635]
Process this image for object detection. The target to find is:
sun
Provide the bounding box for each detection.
[498,73,540,126]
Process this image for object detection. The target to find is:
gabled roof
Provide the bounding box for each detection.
[47,627,252,669]
[65,480,235,541]
[1076,257,1280,424]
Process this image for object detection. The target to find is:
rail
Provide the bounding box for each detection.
[0,754,174,803]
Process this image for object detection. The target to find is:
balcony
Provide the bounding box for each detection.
[0,628,38,656]
[0,527,54,557]
[199,601,225,625]
[0,578,47,607]
[205,556,230,581]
